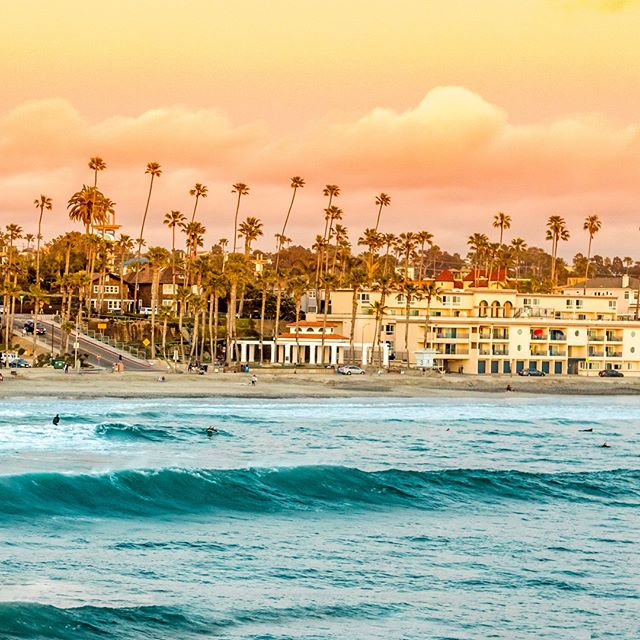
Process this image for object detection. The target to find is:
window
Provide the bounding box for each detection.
[384,324,395,335]
[575,300,583,308]
[104,285,119,294]
[565,299,573,308]
[162,299,173,306]
[608,300,616,309]
[162,284,176,295]
[358,293,370,303]
[442,295,461,306]
[625,291,630,299]
[523,298,540,307]
[106,300,120,309]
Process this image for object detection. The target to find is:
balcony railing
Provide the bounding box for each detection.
[606,350,623,358]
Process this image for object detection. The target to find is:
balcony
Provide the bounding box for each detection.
[435,330,469,340]
[587,332,605,342]
[441,345,469,356]
[492,330,509,340]
[605,350,623,358]
[530,330,548,341]
[605,332,623,343]
[588,349,604,358]
[492,347,509,356]
[549,349,566,357]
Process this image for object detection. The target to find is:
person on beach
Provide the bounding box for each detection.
[251,374,257,386]
[506,384,512,392]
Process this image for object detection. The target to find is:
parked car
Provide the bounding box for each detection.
[9,358,31,368]
[23,320,46,335]
[599,369,624,377]
[518,368,546,377]
[337,364,366,375]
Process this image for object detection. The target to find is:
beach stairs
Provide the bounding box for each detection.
[83,327,148,361]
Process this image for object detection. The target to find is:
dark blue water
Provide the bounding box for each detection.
[1,396,639,639]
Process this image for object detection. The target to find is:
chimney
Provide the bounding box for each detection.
[622,274,630,288]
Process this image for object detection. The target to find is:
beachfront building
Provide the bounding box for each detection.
[235,320,389,367]
[90,273,134,313]
[561,275,640,320]
[307,284,640,376]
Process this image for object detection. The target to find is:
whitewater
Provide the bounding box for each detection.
[0,395,639,639]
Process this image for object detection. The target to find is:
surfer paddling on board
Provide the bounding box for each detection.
[207,426,218,437]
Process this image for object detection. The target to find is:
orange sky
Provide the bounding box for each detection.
[2,0,640,257]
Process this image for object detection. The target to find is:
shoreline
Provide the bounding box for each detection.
[1,369,640,399]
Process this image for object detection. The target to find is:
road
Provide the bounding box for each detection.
[14,316,160,372]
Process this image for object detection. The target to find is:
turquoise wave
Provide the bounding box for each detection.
[0,465,638,520]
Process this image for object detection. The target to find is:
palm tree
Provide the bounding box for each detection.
[318,185,340,282]
[318,272,339,365]
[289,274,310,364]
[397,282,422,364]
[416,230,433,280]
[133,162,162,311]
[493,212,511,245]
[146,246,170,359]
[370,300,388,366]
[189,183,208,223]
[347,267,368,363]
[231,183,250,253]
[238,216,263,257]
[163,210,186,310]
[224,254,251,364]
[546,215,570,288]
[583,214,602,294]
[510,237,527,290]
[28,284,48,366]
[395,232,418,281]
[255,271,274,362]
[67,186,111,235]
[115,234,134,313]
[33,195,52,285]
[275,176,305,274]
[358,228,383,276]
[467,233,489,285]
[24,233,35,251]
[373,193,391,232]
[323,205,343,273]
[88,156,106,234]
[420,282,443,350]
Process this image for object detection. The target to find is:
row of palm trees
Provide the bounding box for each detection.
[1,154,608,367]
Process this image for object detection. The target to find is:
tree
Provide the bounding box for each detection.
[347,266,368,363]
[373,193,391,232]
[189,183,208,223]
[33,195,52,284]
[115,234,134,313]
[28,285,47,365]
[493,212,511,245]
[275,176,305,274]
[88,157,106,234]
[420,282,443,350]
[510,237,527,291]
[134,162,162,311]
[231,183,250,253]
[163,210,186,310]
[395,232,418,281]
[583,214,602,294]
[397,282,422,364]
[67,186,111,235]
[238,216,263,257]
[146,246,170,359]
[416,230,433,280]
[546,215,570,288]
[467,233,489,285]
[358,228,383,276]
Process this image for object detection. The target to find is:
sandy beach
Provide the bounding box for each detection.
[1,368,639,399]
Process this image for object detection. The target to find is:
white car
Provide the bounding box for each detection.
[337,364,365,375]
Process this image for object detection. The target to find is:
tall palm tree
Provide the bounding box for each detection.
[583,214,602,294]
[358,228,383,277]
[189,183,208,223]
[546,215,570,288]
[146,246,170,359]
[510,237,527,291]
[28,284,48,366]
[33,195,52,284]
[395,232,418,281]
[323,205,343,273]
[24,233,35,251]
[88,156,106,234]
[115,234,134,313]
[132,162,162,309]
[420,282,443,350]
[370,300,388,366]
[347,266,368,363]
[231,183,250,253]
[397,281,422,364]
[373,193,391,232]
[493,212,511,245]
[224,254,251,364]
[467,233,489,285]
[275,176,305,274]
[289,274,310,365]
[318,185,340,282]
[163,210,186,310]
[416,230,433,280]
[318,272,339,365]
[238,216,263,257]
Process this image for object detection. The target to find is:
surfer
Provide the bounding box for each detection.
[579,427,593,432]
[207,425,218,436]
[52,414,60,426]
[601,442,610,448]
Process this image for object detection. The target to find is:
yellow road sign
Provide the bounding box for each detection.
[142,338,150,347]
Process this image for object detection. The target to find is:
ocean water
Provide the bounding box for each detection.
[0,395,639,639]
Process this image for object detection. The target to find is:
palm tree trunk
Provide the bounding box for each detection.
[208,294,214,363]
[273,283,282,363]
[213,295,220,364]
[150,268,159,359]
[349,288,358,364]
[404,298,410,363]
[259,287,266,363]
[584,236,593,295]
[134,174,156,310]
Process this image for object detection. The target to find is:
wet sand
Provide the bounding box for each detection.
[1,369,639,399]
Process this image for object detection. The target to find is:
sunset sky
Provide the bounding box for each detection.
[2,0,640,258]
